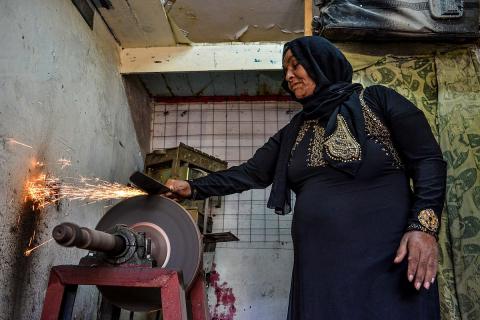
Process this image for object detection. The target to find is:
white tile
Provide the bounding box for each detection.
[226,109,240,121]
[154,104,165,113]
[279,220,292,229]
[252,123,265,135]
[177,108,190,123]
[225,146,239,160]
[151,136,165,150]
[280,234,292,242]
[240,146,253,160]
[153,123,165,137]
[165,123,176,136]
[226,134,240,146]
[265,122,278,135]
[201,122,214,135]
[252,109,265,122]
[239,122,252,135]
[225,194,239,201]
[223,217,238,230]
[253,135,268,146]
[213,136,227,147]
[176,135,188,145]
[224,200,239,213]
[227,160,242,167]
[226,122,240,134]
[200,134,213,146]
[212,147,226,159]
[265,218,279,229]
[239,201,252,214]
[176,123,188,135]
[214,109,227,121]
[188,123,201,135]
[200,146,213,155]
[251,202,265,215]
[239,134,252,147]
[187,136,201,148]
[164,137,177,148]
[213,122,227,135]
[239,110,252,122]
[188,110,201,122]
[251,234,265,242]
[265,109,277,122]
[201,110,214,122]
[252,190,266,201]
[153,112,167,124]
[177,103,189,112]
[238,102,252,110]
[263,101,278,109]
[277,109,292,122]
[239,190,252,200]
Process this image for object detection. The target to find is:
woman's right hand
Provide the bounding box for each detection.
[164,179,192,201]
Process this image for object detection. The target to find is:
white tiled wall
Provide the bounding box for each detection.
[152,101,300,249]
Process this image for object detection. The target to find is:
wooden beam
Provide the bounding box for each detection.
[120,43,286,74]
[304,0,313,36]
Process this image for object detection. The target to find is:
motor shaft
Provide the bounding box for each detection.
[53,222,125,256]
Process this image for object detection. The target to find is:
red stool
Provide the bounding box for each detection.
[41,265,208,320]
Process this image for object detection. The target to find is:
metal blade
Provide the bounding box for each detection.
[129,171,170,195]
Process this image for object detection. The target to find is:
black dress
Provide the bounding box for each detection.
[189,86,446,319]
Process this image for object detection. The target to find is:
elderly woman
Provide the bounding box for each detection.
[165,36,446,319]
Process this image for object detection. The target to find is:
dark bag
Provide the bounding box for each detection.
[313,0,479,40]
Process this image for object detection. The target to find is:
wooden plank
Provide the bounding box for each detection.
[120,43,285,73]
[95,0,176,47]
[304,0,313,36]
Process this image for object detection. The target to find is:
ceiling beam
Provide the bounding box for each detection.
[120,42,286,74]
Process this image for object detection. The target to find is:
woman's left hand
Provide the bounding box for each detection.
[393,231,438,290]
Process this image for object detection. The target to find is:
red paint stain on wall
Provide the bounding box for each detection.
[210,263,236,320]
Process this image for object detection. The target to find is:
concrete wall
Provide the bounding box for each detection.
[0,1,144,319]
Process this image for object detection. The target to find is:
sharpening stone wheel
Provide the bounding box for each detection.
[95,195,202,312]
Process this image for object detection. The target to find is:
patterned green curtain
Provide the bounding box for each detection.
[435,48,480,320]
[351,48,480,320]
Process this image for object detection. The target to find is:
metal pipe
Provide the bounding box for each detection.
[52,222,125,256]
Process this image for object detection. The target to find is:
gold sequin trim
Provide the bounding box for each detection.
[324,115,362,162]
[291,120,326,167]
[307,125,326,167]
[418,209,439,232]
[360,90,403,168]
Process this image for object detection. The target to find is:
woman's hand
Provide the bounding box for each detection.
[164,179,192,201]
[393,231,438,290]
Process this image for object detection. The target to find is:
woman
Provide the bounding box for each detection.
[165,36,446,319]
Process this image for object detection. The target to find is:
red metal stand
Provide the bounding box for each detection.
[41,265,190,320]
[189,273,209,320]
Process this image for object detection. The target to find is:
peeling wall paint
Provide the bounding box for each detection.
[170,0,304,42]
[210,263,237,320]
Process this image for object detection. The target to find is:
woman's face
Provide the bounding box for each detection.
[283,49,316,99]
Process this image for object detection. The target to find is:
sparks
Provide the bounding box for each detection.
[57,158,71,169]
[25,174,146,209]
[24,238,53,256]
[25,174,60,209]
[7,138,33,149]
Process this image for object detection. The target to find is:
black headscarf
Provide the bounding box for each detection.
[267,36,365,215]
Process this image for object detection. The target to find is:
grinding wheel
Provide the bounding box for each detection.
[95,195,202,312]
